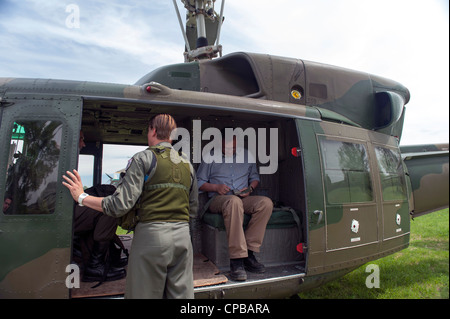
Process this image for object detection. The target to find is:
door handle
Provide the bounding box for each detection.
[313,210,323,224]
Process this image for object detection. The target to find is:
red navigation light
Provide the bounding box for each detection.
[291,147,300,157]
[145,85,161,93]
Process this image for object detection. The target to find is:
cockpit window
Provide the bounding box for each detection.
[3,121,62,215]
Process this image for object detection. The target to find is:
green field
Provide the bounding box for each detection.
[298,208,449,299]
[117,209,448,299]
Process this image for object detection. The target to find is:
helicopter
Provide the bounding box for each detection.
[0,0,448,299]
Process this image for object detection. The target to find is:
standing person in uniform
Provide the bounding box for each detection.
[63,114,198,298]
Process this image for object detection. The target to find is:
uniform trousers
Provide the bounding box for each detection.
[125,221,193,299]
[209,195,273,259]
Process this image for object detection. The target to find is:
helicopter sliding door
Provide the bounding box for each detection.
[318,135,378,252]
[298,119,380,275]
[0,94,82,298]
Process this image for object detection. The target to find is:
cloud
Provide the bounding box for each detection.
[0,0,183,83]
[0,0,448,145]
[223,0,449,145]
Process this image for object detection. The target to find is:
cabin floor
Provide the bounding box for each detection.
[71,234,305,298]
[71,234,227,298]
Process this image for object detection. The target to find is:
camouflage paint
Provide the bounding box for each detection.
[137,52,410,141]
[0,93,82,298]
[0,248,70,298]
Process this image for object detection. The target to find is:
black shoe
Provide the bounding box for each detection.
[83,265,126,282]
[82,241,126,283]
[230,258,247,281]
[244,251,265,273]
[110,241,128,268]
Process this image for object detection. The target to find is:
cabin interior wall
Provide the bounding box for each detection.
[277,120,305,212]
[188,117,303,205]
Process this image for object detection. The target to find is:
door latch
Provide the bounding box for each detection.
[313,210,323,224]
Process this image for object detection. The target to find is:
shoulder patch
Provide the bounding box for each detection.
[125,158,133,171]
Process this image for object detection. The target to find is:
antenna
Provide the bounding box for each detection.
[173,0,224,62]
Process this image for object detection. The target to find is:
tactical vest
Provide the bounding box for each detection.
[138,146,191,223]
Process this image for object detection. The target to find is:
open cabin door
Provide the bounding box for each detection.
[0,94,82,298]
[401,149,449,218]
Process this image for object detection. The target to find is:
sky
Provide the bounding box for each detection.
[1,0,449,182]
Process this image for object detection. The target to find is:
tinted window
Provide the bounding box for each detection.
[320,138,373,204]
[4,121,62,215]
[375,147,407,201]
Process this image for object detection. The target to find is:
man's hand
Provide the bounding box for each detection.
[237,187,251,198]
[62,169,85,202]
[214,184,231,195]
[199,182,231,195]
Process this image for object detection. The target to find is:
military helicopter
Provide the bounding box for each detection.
[0,0,448,299]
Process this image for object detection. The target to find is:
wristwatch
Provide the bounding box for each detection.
[78,192,90,206]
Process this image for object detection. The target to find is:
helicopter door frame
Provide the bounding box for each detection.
[0,93,82,298]
[79,141,103,188]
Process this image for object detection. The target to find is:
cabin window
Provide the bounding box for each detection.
[374,147,407,201]
[3,121,63,215]
[319,138,373,204]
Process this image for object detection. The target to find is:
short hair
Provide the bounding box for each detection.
[148,114,177,140]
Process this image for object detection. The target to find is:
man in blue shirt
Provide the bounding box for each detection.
[197,136,273,281]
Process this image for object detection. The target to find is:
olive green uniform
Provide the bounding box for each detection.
[102,142,198,298]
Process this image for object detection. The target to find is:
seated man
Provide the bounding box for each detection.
[73,184,127,283]
[196,134,273,281]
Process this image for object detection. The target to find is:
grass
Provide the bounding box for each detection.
[116,226,132,235]
[116,209,448,299]
[298,208,449,299]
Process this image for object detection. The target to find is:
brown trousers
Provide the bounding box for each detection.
[209,195,273,259]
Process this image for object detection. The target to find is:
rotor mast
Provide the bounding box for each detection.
[173,0,224,62]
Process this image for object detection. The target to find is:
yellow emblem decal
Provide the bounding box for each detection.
[291,90,302,100]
